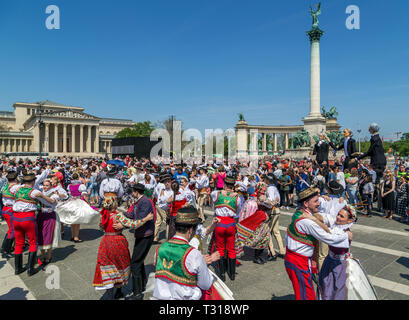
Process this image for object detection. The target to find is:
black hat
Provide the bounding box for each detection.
[23,172,36,183]
[6,171,18,181]
[325,181,345,196]
[160,174,171,183]
[107,167,118,176]
[132,183,145,193]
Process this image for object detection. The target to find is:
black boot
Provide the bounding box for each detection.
[216,258,226,281]
[125,276,144,300]
[114,287,124,300]
[14,254,26,275]
[226,258,236,281]
[1,234,8,258]
[253,249,265,264]
[27,252,38,277]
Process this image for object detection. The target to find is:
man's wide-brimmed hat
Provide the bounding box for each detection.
[6,170,18,180]
[160,174,171,183]
[23,172,36,182]
[325,181,344,196]
[224,175,236,185]
[175,206,200,226]
[107,167,118,176]
[132,183,145,193]
[298,187,319,202]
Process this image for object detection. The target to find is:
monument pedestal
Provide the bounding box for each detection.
[303,115,327,145]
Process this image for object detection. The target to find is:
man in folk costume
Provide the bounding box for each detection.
[210,175,243,281]
[265,175,285,261]
[195,166,209,222]
[99,166,124,202]
[12,172,56,276]
[285,187,352,300]
[113,183,155,300]
[155,174,174,242]
[153,206,213,300]
[1,171,19,259]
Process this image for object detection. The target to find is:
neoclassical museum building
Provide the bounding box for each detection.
[0,100,135,158]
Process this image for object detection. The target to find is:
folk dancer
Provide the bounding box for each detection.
[37,179,65,265]
[153,206,213,300]
[284,187,352,300]
[195,166,209,222]
[93,194,154,300]
[116,183,156,300]
[1,171,19,259]
[265,175,285,261]
[12,172,56,276]
[210,176,243,281]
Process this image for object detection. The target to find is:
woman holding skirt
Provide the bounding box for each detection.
[302,205,377,300]
[37,179,62,265]
[92,195,153,300]
[56,173,99,242]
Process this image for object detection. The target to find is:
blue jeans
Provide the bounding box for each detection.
[347,189,358,205]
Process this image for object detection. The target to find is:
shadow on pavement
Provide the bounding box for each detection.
[0,287,30,300]
[400,274,409,281]
[271,294,294,300]
[0,260,6,271]
[50,245,77,263]
[396,257,409,269]
[61,228,104,242]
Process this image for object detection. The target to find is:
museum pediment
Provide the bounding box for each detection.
[45,110,100,120]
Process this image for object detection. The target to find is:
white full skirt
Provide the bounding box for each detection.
[55,199,99,225]
[346,258,378,300]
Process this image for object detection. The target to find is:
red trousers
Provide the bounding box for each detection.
[284,249,316,300]
[2,206,14,239]
[214,216,236,259]
[12,211,37,254]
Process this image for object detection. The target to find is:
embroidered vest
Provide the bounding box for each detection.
[287,209,318,247]
[69,184,81,197]
[1,184,15,201]
[155,238,197,287]
[214,192,238,212]
[15,187,37,205]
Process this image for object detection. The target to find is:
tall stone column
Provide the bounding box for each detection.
[79,125,84,153]
[262,133,267,154]
[63,124,67,153]
[274,133,278,152]
[285,133,289,150]
[95,126,100,154]
[44,123,49,153]
[303,25,327,143]
[70,125,75,154]
[86,125,91,153]
[54,124,59,153]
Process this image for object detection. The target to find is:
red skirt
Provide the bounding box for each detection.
[92,234,131,289]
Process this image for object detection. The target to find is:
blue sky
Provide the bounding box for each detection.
[0,0,408,141]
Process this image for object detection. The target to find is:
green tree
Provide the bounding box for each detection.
[115,121,155,138]
[392,133,409,156]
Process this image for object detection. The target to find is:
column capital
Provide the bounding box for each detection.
[307,27,324,42]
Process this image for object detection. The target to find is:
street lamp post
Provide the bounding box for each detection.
[357,129,362,153]
[38,102,44,159]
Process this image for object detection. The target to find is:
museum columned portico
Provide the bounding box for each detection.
[0,101,134,157]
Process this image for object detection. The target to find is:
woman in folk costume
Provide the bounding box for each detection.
[12,172,57,276]
[1,171,19,259]
[56,173,99,243]
[167,181,190,240]
[235,182,278,265]
[92,195,153,300]
[302,205,377,300]
[37,179,64,265]
[284,187,352,300]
